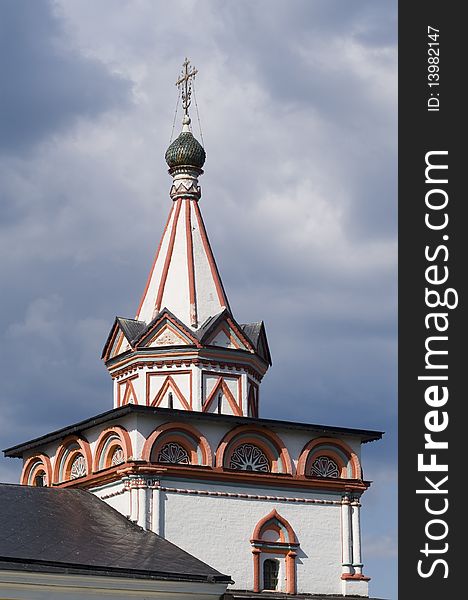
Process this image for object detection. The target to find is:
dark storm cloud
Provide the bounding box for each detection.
[0,0,131,155]
[0,2,396,596]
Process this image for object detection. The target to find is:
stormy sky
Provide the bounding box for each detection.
[0,1,397,597]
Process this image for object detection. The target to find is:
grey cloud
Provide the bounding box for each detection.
[0,0,132,155]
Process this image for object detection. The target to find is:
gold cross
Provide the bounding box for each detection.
[176,58,198,117]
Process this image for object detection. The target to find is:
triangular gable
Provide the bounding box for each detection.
[203,377,242,416]
[147,323,191,348]
[135,309,202,349]
[255,322,272,366]
[240,321,272,366]
[102,317,146,361]
[151,375,190,410]
[201,314,255,353]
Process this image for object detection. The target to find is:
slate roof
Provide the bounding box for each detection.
[116,317,147,344]
[0,484,231,583]
[240,323,262,347]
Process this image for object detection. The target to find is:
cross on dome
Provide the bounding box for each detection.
[176,58,198,119]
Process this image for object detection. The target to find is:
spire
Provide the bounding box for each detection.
[102,60,271,417]
[136,60,228,329]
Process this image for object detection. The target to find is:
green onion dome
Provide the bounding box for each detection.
[165,117,206,170]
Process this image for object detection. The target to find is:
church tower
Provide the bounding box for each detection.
[7,60,383,598]
[102,59,270,418]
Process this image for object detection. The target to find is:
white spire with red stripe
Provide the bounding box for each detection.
[135,194,230,329]
[136,60,230,330]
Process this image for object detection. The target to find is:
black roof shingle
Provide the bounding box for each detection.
[0,484,231,583]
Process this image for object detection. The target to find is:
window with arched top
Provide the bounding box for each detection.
[263,559,280,590]
[297,437,362,480]
[217,426,292,474]
[21,455,53,487]
[93,427,132,473]
[34,471,46,487]
[70,454,87,479]
[310,455,340,478]
[251,510,299,595]
[110,446,125,466]
[143,422,212,467]
[229,443,271,472]
[157,442,190,464]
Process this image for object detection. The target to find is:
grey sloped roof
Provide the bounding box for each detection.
[240,322,262,346]
[116,317,147,344]
[0,484,230,583]
[240,322,272,366]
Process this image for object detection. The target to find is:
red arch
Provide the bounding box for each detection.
[251,510,299,594]
[142,422,212,466]
[252,509,297,544]
[52,435,92,483]
[216,425,293,474]
[296,437,361,479]
[92,426,133,472]
[21,454,52,486]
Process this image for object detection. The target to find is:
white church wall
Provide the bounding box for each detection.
[161,482,343,595]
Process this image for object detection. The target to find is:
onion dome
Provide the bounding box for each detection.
[165,116,206,170]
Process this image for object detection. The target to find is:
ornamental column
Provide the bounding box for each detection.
[252,549,261,592]
[341,495,353,575]
[351,496,363,575]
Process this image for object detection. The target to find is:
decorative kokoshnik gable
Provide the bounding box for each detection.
[4,60,383,599]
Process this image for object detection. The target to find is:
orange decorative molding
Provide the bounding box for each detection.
[216,425,293,474]
[149,374,191,410]
[135,202,175,320]
[141,422,213,466]
[52,435,92,484]
[203,376,242,416]
[185,199,197,327]
[108,349,268,381]
[92,426,133,472]
[341,573,371,581]
[251,509,297,544]
[135,310,202,350]
[118,376,139,406]
[155,198,182,314]
[146,369,192,407]
[192,201,229,309]
[251,510,299,594]
[21,453,52,486]
[297,437,361,479]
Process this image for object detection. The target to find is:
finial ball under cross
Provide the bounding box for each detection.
[176,58,198,118]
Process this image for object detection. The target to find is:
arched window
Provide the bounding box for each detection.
[297,437,362,480]
[157,442,190,464]
[21,455,53,487]
[142,422,213,466]
[251,510,299,594]
[110,446,125,466]
[70,454,87,479]
[310,455,340,478]
[92,427,132,472]
[216,425,292,474]
[229,443,270,472]
[263,559,280,590]
[34,471,46,487]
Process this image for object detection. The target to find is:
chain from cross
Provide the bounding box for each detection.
[176,58,198,117]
